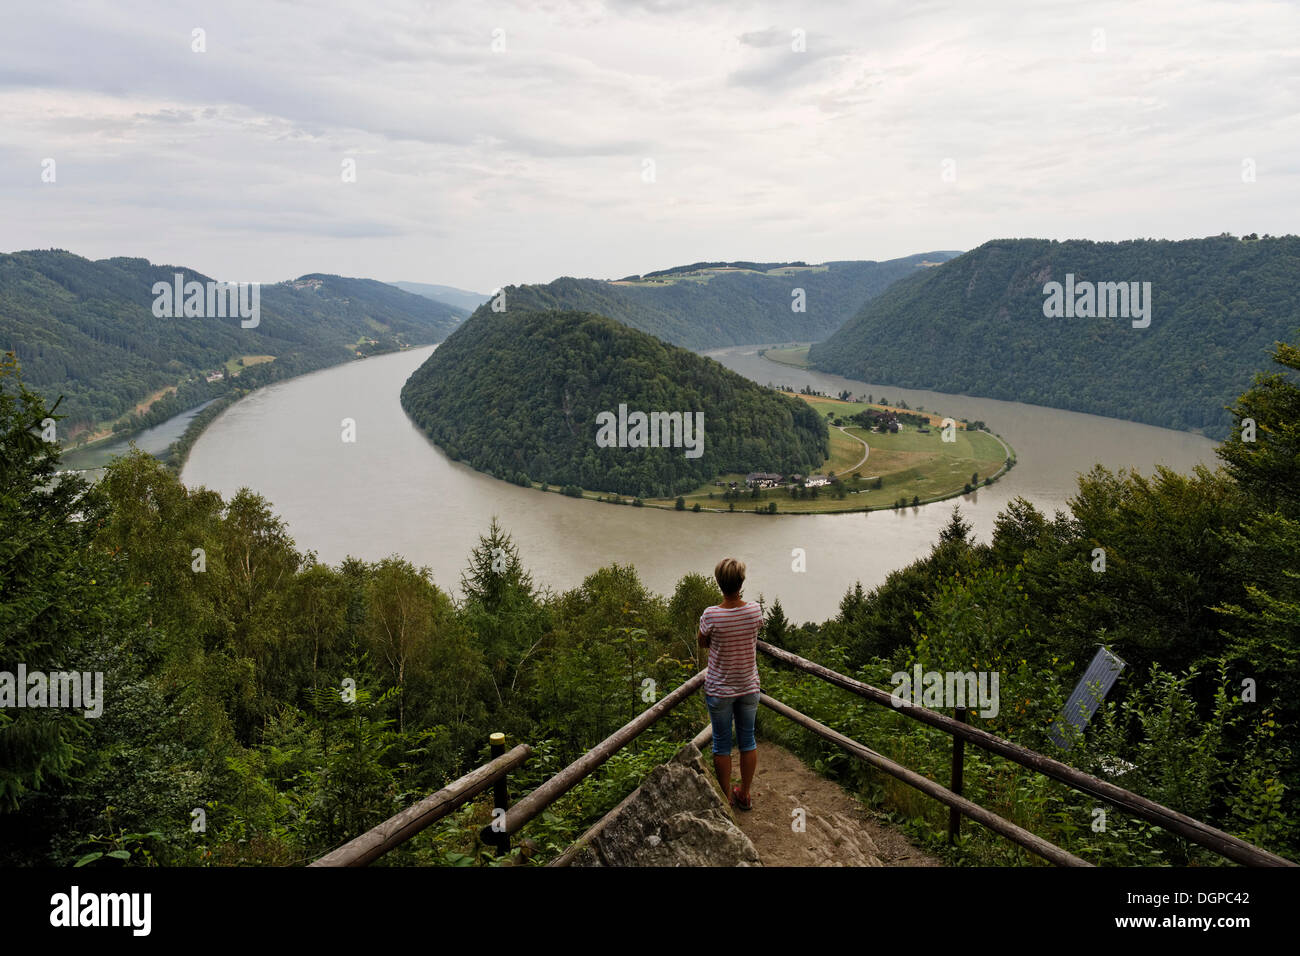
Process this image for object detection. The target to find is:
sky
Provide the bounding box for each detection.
[2,0,1297,292]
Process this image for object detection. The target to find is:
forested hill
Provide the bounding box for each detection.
[481,253,960,350]
[809,235,1300,438]
[0,250,462,435]
[400,309,829,498]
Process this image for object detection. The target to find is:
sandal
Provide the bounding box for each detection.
[731,785,752,812]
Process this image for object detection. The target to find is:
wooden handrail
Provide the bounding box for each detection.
[491,669,707,838]
[690,724,713,751]
[758,640,1296,867]
[314,641,1293,868]
[310,743,533,867]
[760,693,1090,866]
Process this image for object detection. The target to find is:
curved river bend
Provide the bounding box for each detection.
[182,346,1215,623]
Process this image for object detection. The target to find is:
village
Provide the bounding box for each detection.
[642,386,1010,515]
[727,471,833,491]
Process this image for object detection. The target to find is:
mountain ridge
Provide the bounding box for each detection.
[809,235,1300,438]
[388,280,488,314]
[477,252,962,350]
[0,249,461,434]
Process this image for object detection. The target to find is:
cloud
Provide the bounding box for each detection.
[0,0,1296,291]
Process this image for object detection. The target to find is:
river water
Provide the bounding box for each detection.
[181,346,1215,623]
[62,399,218,474]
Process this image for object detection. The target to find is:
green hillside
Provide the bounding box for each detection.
[809,236,1300,438]
[399,309,829,498]
[0,250,462,437]
[484,253,959,350]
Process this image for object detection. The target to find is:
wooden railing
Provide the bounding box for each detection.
[309,735,532,867]
[311,643,1295,868]
[756,641,1294,867]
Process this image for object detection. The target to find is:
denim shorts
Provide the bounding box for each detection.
[706,692,760,755]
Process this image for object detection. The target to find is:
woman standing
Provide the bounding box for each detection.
[697,557,762,810]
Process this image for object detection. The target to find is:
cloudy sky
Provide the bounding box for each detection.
[2,0,1297,292]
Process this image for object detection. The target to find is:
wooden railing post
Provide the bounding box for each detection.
[948,706,966,844]
[310,743,532,866]
[493,670,708,839]
[489,732,509,856]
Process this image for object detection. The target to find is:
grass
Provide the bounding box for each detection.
[826,425,870,474]
[509,391,1015,515]
[763,346,811,368]
[640,392,1013,514]
[225,354,275,374]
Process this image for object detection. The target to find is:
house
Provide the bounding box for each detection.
[745,472,783,489]
[805,474,831,487]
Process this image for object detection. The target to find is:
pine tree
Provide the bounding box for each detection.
[460,517,534,612]
[764,598,789,646]
[1217,338,1300,517]
[939,505,973,544]
[0,353,117,809]
[459,518,546,706]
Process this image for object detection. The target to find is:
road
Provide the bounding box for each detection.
[835,424,871,474]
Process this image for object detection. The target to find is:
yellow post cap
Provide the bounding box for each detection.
[490,732,506,745]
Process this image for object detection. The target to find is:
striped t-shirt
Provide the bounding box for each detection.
[700,601,762,697]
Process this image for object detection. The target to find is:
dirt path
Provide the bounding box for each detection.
[721,741,941,867]
[835,424,870,474]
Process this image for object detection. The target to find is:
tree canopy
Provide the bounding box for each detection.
[0,250,461,436]
[482,252,959,350]
[811,235,1300,438]
[400,309,829,497]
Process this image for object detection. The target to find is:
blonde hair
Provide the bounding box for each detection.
[714,557,746,598]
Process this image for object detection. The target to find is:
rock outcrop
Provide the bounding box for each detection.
[565,742,761,867]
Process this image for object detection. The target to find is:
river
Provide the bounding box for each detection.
[62,399,218,474]
[181,346,1216,623]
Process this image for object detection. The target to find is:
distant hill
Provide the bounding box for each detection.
[400,309,829,498]
[0,250,462,436]
[480,253,961,350]
[389,281,489,314]
[809,236,1300,438]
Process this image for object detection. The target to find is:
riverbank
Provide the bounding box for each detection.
[63,345,430,478]
[508,392,1016,515]
[181,342,1216,625]
[165,345,435,476]
[759,344,812,369]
